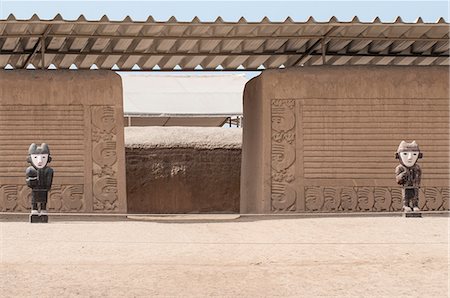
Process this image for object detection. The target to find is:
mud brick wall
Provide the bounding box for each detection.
[126,147,241,213]
[241,66,450,214]
[125,127,242,213]
[0,70,127,213]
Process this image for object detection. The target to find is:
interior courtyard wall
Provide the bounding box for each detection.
[126,147,241,214]
[0,70,127,213]
[241,66,449,213]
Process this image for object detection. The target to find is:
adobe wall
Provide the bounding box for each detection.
[126,148,241,213]
[241,66,449,213]
[0,70,127,213]
[125,127,241,214]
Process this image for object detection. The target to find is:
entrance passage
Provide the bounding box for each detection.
[125,127,241,214]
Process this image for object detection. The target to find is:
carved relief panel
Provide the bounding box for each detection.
[270,98,450,213]
[304,186,449,212]
[271,99,297,212]
[0,105,86,212]
[91,106,119,211]
[0,184,85,212]
[0,71,126,213]
[0,105,124,213]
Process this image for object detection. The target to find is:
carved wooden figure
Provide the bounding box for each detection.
[26,143,53,223]
[395,141,422,213]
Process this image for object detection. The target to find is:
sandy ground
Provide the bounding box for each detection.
[0,215,448,297]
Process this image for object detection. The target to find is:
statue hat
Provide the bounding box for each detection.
[396,140,420,153]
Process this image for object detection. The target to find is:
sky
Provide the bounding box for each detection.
[0,1,448,22]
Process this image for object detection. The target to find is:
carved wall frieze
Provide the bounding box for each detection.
[0,184,85,212]
[242,67,449,214]
[271,99,297,212]
[91,106,119,211]
[0,185,19,211]
[0,72,125,214]
[304,186,449,212]
[421,187,449,211]
[269,97,449,213]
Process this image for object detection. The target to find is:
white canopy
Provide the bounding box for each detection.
[121,74,247,117]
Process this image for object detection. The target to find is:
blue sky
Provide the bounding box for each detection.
[0,1,448,22]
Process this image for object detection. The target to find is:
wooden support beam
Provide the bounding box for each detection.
[21,25,52,69]
[41,36,45,69]
[0,33,448,42]
[322,39,326,64]
[4,50,449,59]
[292,27,339,66]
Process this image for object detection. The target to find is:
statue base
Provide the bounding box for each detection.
[30,215,49,223]
[403,212,422,218]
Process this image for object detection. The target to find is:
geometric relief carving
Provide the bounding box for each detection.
[17,185,31,212]
[0,184,84,212]
[303,186,450,212]
[390,188,403,211]
[441,188,449,211]
[357,187,375,211]
[305,186,359,212]
[91,106,119,211]
[48,185,85,212]
[340,187,358,211]
[373,187,392,212]
[421,187,450,211]
[269,97,449,213]
[305,187,324,211]
[0,185,19,211]
[93,177,118,211]
[271,99,296,212]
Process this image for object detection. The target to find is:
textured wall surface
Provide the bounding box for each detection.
[125,127,241,214]
[126,147,241,213]
[241,66,449,213]
[0,70,126,213]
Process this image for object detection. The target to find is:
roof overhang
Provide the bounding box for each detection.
[0,15,448,70]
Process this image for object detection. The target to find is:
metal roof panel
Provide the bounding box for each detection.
[0,16,448,70]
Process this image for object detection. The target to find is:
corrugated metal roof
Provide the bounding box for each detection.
[0,15,448,70]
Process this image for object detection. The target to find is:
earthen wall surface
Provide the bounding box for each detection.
[0,70,126,213]
[241,66,450,213]
[126,147,241,213]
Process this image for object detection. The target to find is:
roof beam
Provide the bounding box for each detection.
[21,25,52,69]
[40,36,45,69]
[0,33,447,42]
[309,52,449,58]
[0,49,449,57]
[292,26,339,66]
[3,50,448,58]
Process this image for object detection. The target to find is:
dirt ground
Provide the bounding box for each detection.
[0,215,448,297]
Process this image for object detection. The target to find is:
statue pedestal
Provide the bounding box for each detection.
[403,212,422,218]
[30,215,48,223]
